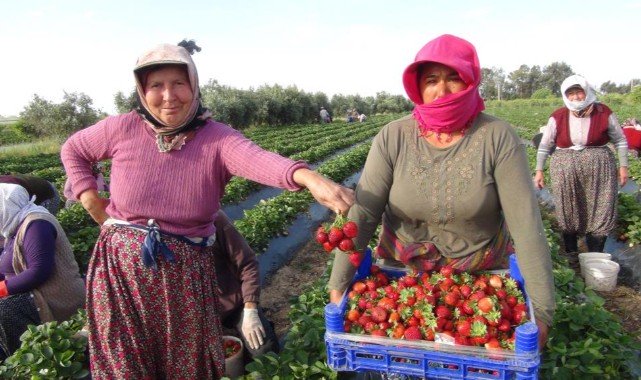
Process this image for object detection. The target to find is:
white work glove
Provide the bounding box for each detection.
[241,308,266,350]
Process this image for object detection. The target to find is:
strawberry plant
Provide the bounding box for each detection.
[0,309,88,379]
[616,192,641,246]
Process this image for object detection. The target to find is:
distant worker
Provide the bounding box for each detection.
[319,107,331,123]
[358,113,367,123]
[346,109,355,123]
[63,162,109,208]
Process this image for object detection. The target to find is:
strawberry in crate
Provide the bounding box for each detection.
[315,213,363,267]
[342,264,530,351]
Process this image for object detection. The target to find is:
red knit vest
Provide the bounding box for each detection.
[552,103,612,148]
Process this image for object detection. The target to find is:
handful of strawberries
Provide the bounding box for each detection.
[315,214,362,267]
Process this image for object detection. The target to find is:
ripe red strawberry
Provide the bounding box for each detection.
[371,328,387,337]
[338,238,355,252]
[477,297,494,313]
[342,221,358,238]
[328,227,344,245]
[315,228,328,244]
[322,241,335,253]
[495,289,507,300]
[497,318,511,332]
[404,326,422,340]
[488,274,503,289]
[439,265,454,277]
[459,284,472,298]
[456,319,472,337]
[348,251,362,267]
[346,309,360,322]
[443,290,461,306]
[352,281,367,294]
[370,306,388,323]
[484,338,501,350]
[461,299,476,316]
[435,305,452,319]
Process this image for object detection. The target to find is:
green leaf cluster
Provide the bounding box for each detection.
[0,310,89,379]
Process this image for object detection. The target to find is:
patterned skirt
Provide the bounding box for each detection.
[549,147,617,236]
[375,219,513,273]
[86,225,225,379]
[0,293,41,360]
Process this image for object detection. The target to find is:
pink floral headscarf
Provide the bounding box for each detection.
[402,34,485,135]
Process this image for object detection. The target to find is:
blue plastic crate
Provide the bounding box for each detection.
[324,249,541,379]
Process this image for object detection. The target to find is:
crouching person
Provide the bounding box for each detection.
[0,184,86,360]
[213,210,279,363]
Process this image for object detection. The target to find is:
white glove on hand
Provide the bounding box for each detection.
[241,308,266,350]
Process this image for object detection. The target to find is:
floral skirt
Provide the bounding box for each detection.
[550,147,617,236]
[86,225,224,379]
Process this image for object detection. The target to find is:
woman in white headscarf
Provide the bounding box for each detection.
[0,183,85,360]
[534,75,629,254]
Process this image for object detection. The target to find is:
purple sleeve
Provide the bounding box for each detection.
[5,220,57,294]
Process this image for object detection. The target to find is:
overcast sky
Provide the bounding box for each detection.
[1,0,639,117]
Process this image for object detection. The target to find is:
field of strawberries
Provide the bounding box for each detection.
[1,102,641,379]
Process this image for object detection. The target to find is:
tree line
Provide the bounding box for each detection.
[5,61,640,142]
[481,62,640,100]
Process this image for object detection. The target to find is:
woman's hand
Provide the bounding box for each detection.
[619,167,628,187]
[329,289,344,304]
[293,169,354,214]
[533,170,545,190]
[536,320,549,352]
[79,189,110,225]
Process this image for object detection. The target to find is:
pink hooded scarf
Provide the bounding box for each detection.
[402,34,485,135]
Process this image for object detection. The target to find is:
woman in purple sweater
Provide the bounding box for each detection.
[61,40,354,379]
[0,184,85,360]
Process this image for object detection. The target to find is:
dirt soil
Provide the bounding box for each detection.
[261,238,641,342]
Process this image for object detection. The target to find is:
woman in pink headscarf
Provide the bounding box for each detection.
[328,34,555,349]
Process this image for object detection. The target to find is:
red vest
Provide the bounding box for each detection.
[552,104,612,148]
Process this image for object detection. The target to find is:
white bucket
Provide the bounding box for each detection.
[223,335,245,378]
[579,252,611,273]
[583,258,620,292]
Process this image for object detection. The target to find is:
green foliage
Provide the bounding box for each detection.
[617,193,641,246]
[241,262,336,379]
[67,226,100,274]
[628,85,641,104]
[0,139,62,160]
[30,167,66,183]
[0,153,62,175]
[0,121,30,146]
[56,203,95,234]
[531,88,555,99]
[19,92,104,139]
[0,309,89,380]
[113,89,138,114]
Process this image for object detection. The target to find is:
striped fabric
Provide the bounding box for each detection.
[375,220,513,273]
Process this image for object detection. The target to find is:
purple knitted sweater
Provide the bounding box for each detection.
[61,111,308,237]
